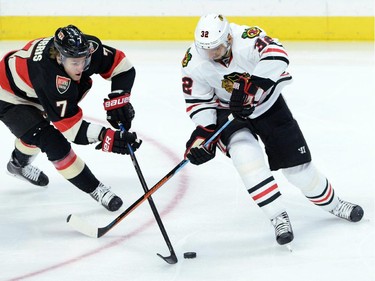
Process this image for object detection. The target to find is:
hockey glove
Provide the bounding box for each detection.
[184,125,218,165]
[95,128,142,155]
[229,76,256,119]
[103,90,135,130]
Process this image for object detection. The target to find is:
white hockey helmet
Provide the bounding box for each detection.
[194,14,232,59]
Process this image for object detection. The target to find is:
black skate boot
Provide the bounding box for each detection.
[271,211,294,245]
[90,183,123,211]
[330,198,364,222]
[7,154,49,187]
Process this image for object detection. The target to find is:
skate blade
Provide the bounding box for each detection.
[284,243,293,252]
[6,171,48,188]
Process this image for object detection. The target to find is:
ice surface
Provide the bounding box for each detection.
[0,41,374,281]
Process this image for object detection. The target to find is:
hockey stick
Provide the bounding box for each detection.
[120,124,177,264]
[67,115,234,239]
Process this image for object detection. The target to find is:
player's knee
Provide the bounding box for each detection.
[229,129,266,173]
[282,162,320,192]
[228,129,251,149]
[20,123,71,161]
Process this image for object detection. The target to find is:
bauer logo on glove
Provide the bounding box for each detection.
[103,90,135,130]
[103,94,130,110]
[96,128,142,155]
[102,131,114,152]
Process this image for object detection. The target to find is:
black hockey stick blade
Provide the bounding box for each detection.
[157,252,178,264]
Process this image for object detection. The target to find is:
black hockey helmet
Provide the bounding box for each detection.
[54,25,90,58]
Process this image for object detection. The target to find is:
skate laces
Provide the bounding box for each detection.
[91,183,115,206]
[271,211,292,235]
[330,198,355,220]
[22,165,42,182]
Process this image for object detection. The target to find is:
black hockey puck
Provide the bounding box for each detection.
[183,252,197,259]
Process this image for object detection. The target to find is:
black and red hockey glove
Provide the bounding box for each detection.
[103,90,135,130]
[229,76,256,119]
[95,128,142,155]
[184,125,218,165]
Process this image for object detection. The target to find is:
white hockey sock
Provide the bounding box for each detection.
[247,175,284,219]
[228,129,285,219]
[282,162,339,211]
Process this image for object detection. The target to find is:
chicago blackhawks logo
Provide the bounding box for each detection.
[56,75,71,94]
[221,72,250,93]
[182,48,192,68]
[242,27,261,39]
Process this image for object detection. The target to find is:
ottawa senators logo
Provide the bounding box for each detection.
[221,72,250,93]
[56,75,71,94]
[57,30,65,40]
[182,48,192,68]
[241,27,261,39]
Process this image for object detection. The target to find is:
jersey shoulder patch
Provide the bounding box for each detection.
[241,27,262,39]
[181,47,193,68]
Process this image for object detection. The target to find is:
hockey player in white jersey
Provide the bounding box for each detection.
[181,14,364,246]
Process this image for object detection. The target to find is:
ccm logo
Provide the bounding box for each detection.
[104,95,130,110]
[103,135,112,152]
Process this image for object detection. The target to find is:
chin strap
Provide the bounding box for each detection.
[215,49,232,65]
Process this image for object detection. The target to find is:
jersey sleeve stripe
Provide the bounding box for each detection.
[15,57,33,89]
[185,97,215,104]
[262,47,288,56]
[0,52,15,94]
[189,105,217,118]
[8,56,37,98]
[100,50,132,80]
[260,56,289,65]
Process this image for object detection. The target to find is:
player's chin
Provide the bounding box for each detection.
[212,55,225,61]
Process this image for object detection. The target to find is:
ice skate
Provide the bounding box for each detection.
[329,198,364,222]
[90,183,123,211]
[7,157,49,187]
[271,211,294,248]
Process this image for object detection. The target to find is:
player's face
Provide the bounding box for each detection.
[196,42,230,61]
[206,44,228,60]
[61,56,90,81]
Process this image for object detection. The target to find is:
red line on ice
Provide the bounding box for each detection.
[6,118,189,281]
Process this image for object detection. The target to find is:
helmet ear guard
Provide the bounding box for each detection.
[194,14,231,51]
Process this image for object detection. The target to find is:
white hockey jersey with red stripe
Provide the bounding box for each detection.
[181,23,292,127]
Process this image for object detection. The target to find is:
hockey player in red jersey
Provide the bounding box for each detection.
[0,25,141,211]
[182,14,363,246]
